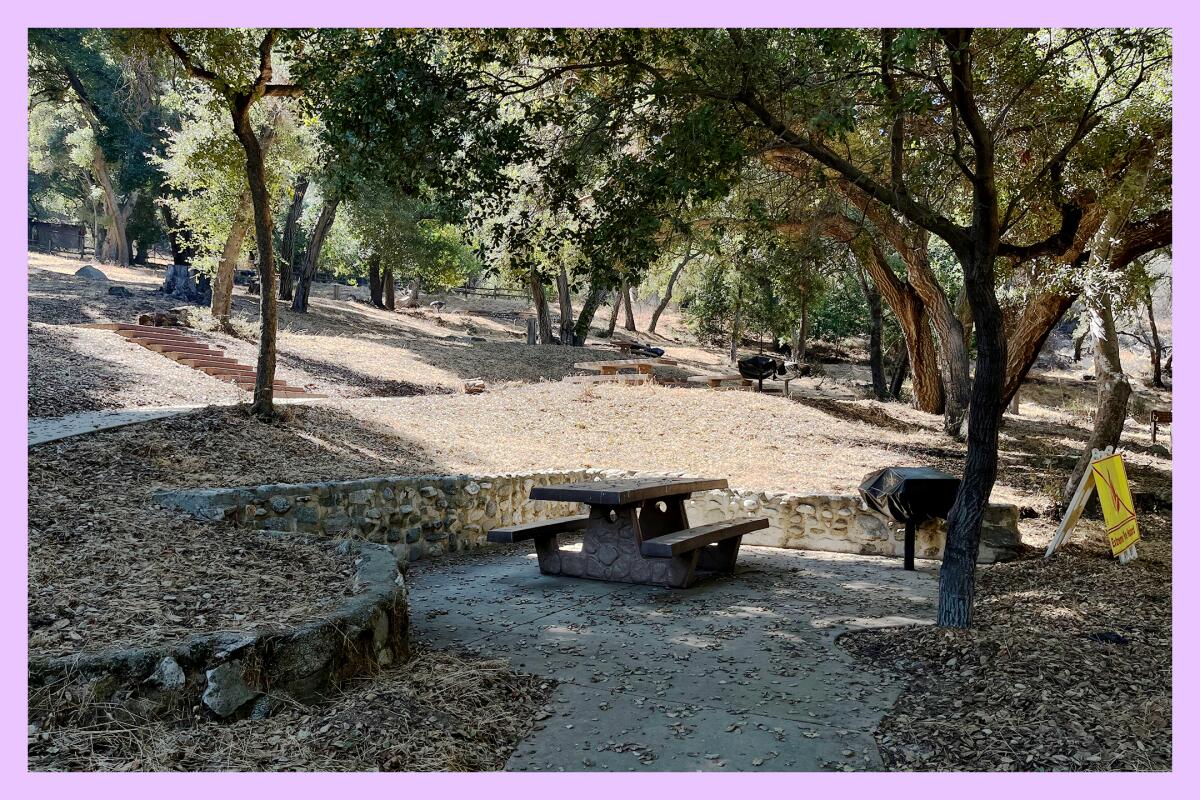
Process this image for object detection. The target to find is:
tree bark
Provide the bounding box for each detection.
[857,267,889,399]
[384,265,395,311]
[368,255,384,308]
[649,239,696,333]
[530,271,557,344]
[160,204,195,266]
[606,288,621,337]
[230,98,279,420]
[729,285,743,363]
[888,344,909,400]
[848,234,944,414]
[211,188,253,322]
[556,266,576,345]
[574,280,605,345]
[278,176,308,301]
[91,145,132,267]
[622,282,637,332]
[291,197,340,313]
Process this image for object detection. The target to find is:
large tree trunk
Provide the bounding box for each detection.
[1002,289,1076,406]
[939,246,1007,629]
[796,295,810,361]
[230,100,279,420]
[556,266,575,345]
[621,282,637,332]
[368,255,384,308]
[90,144,132,267]
[728,285,743,363]
[291,197,340,313]
[649,239,696,333]
[384,265,395,311]
[849,235,944,414]
[574,281,606,345]
[278,176,309,301]
[211,188,253,323]
[530,271,557,344]
[403,277,422,308]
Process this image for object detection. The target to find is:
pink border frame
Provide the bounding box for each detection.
[4,2,1192,795]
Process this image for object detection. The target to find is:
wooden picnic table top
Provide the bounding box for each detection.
[574,357,678,370]
[529,476,728,506]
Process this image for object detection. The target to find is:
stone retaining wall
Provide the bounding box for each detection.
[28,539,407,723]
[157,469,1022,566]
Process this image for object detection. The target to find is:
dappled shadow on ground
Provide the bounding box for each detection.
[28,266,194,326]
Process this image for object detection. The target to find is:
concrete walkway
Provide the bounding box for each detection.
[28,398,324,446]
[408,543,937,771]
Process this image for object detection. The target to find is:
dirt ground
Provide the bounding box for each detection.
[26,251,1173,772]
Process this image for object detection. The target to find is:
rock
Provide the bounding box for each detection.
[465,481,481,495]
[107,285,133,297]
[1149,444,1171,458]
[419,486,438,498]
[202,661,259,718]
[270,495,292,514]
[146,656,185,690]
[74,264,108,281]
[464,380,486,394]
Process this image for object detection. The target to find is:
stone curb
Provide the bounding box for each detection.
[29,539,407,722]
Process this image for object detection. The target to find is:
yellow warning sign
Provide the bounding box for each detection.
[1091,454,1140,556]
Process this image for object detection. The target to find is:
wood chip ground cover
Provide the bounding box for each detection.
[840,515,1172,772]
[29,648,554,771]
[26,405,386,658]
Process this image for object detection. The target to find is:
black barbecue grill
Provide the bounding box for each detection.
[737,355,782,391]
[858,466,961,570]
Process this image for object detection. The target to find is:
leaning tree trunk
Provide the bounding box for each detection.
[231,100,279,420]
[530,271,557,344]
[621,282,637,332]
[292,197,340,313]
[384,265,395,311]
[606,289,622,337]
[211,188,253,323]
[160,204,196,266]
[849,235,944,414]
[278,176,308,301]
[574,281,606,346]
[938,248,1007,629]
[368,255,384,308]
[91,145,131,267]
[649,240,696,333]
[556,266,575,345]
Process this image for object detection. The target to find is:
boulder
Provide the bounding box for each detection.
[107,285,133,298]
[75,264,108,281]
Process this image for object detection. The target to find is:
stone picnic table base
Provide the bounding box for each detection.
[495,477,766,589]
[534,505,741,589]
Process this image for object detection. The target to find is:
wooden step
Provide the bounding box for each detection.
[114,325,192,338]
[176,355,241,368]
[140,342,223,356]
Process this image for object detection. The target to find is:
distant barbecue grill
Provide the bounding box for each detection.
[736,355,781,391]
[859,466,960,570]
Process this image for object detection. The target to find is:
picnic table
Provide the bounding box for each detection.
[487,476,768,588]
[565,357,678,385]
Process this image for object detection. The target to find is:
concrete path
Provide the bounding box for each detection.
[28,398,324,446]
[407,543,937,771]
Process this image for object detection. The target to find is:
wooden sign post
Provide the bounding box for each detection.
[1046,446,1141,564]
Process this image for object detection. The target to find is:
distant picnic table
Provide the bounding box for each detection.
[565,357,678,385]
[487,476,768,588]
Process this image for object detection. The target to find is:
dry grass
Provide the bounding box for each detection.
[29,647,554,772]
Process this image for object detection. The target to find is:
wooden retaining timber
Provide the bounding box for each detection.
[82,323,322,399]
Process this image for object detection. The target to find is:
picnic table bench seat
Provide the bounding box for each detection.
[640,517,769,558]
[564,373,653,385]
[487,513,590,543]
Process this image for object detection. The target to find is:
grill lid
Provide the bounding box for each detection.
[858,466,960,524]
